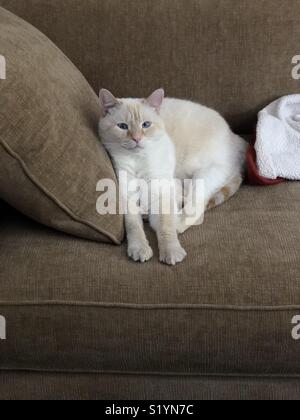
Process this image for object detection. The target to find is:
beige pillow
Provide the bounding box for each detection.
[0,7,124,244]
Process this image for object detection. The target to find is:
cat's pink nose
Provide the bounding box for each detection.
[132,135,142,143]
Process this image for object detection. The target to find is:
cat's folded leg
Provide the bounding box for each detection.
[177,170,206,234]
[178,166,229,234]
[125,213,153,263]
[150,213,187,266]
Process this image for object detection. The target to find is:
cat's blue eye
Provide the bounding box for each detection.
[142,121,152,129]
[117,123,129,130]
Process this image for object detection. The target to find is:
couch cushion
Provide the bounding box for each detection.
[1,372,300,400]
[1,184,300,375]
[0,7,123,244]
[1,0,300,133]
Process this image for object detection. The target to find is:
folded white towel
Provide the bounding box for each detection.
[255,94,300,180]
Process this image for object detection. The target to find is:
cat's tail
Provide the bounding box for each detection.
[206,174,243,211]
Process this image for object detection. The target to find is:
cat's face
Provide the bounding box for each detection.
[99,89,166,152]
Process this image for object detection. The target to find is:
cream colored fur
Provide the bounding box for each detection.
[98,89,247,266]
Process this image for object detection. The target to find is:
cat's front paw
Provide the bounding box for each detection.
[159,243,187,266]
[128,242,154,263]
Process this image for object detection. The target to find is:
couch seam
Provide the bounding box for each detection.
[1,368,300,379]
[0,300,300,311]
[0,140,121,245]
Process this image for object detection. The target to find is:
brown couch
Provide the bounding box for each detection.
[1,0,300,400]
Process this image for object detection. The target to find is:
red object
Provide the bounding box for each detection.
[246,141,285,186]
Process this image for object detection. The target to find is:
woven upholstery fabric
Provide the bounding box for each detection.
[1,183,300,375]
[0,372,300,400]
[0,7,124,244]
[1,0,300,132]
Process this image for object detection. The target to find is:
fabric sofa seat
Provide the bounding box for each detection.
[1,183,300,376]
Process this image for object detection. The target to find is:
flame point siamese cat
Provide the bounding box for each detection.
[99,89,247,266]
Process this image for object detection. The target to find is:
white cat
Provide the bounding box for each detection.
[98,89,247,266]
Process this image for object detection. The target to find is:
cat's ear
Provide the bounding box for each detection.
[146,88,165,112]
[99,89,119,115]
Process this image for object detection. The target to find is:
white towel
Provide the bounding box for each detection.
[255,94,300,180]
